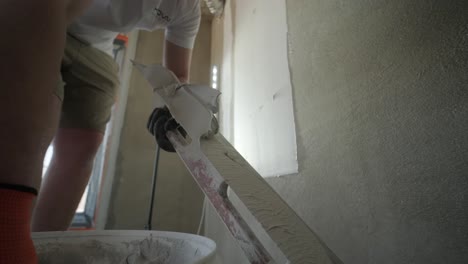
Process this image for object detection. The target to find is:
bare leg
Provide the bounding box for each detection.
[0,1,69,263]
[0,0,67,188]
[32,128,104,231]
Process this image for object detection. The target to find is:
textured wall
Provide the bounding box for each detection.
[106,19,212,233]
[205,0,468,263]
[267,0,468,263]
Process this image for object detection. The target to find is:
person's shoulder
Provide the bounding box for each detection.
[176,0,200,8]
[163,0,200,48]
[174,0,200,17]
[166,0,200,26]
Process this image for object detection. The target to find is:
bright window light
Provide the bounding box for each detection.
[42,145,88,215]
[212,66,218,89]
[43,146,54,174]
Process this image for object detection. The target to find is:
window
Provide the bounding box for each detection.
[215,0,298,177]
[212,66,218,89]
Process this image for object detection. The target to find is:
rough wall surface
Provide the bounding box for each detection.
[205,0,467,263]
[266,0,468,263]
[106,20,212,233]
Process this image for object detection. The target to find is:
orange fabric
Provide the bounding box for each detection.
[0,188,37,264]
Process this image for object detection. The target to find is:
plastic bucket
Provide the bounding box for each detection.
[33,230,217,264]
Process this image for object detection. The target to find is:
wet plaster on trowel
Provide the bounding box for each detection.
[134,64,337,263]
[132,63,220,146]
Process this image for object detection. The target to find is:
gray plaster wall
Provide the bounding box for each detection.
[205,0,468,263]
[270,0,468,263]
[106,19,212,233]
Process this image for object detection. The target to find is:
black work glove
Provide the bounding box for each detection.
[147,107,186,152]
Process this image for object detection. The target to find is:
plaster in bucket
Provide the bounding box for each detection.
[33,230,216,264]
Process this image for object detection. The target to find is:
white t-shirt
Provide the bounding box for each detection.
[68,0,201,55]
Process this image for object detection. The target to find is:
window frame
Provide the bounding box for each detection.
[70,144,105,228]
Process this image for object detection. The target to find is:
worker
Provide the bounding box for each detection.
[31,0,202,232]
[0,1,92,262]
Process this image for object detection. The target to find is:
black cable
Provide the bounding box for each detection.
[145,145,161,230]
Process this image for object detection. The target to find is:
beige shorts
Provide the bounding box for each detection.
[56,34,120,132]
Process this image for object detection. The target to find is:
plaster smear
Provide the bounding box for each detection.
[37,237,172,264]
[36,234,209,264]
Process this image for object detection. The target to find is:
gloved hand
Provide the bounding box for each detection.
[147,107,219,152]
[147,107,185,152]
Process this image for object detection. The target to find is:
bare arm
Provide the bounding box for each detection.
[163,40,193,83]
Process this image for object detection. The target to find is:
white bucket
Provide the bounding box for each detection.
[32,230,217,264]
